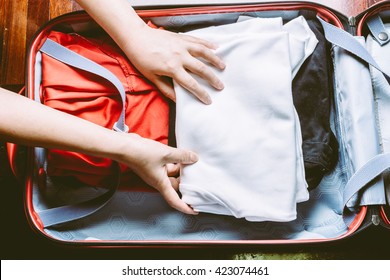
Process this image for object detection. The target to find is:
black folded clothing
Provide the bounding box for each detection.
[292,17,339,190]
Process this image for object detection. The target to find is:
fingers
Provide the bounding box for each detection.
[166,163,180,177]
[155,69,213,105]
[169,176,180,191]
[163,148,199,165]
[174,69,212,105]
[159,177,197,215]
[181,33,218,50]
[179,39,225,104]
[188,43,226,71]
[184,57,224,91]
[151,76,176,102]
[165,33,225,105]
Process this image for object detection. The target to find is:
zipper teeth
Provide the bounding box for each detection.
[348,16,356,26]
[348,16,357,35]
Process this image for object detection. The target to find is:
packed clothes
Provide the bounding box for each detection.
[174,16,317,221]
[41,26,169,188]
[292,18,339,190]
[39,16,339,222]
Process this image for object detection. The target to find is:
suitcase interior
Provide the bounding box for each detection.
[23,2,390,244]
[357,5,390,228]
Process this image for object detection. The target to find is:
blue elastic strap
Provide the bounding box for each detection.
[342,153,390,225]
[36,38,126,228]
[318,16,390,85]
[38,178,119,228]
[40,39,129,133]
[366,14,390,46]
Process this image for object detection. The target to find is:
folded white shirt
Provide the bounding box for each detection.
[175,16,317,222]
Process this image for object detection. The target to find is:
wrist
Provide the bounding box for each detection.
[102,132,140,167]
[120,23,150,59]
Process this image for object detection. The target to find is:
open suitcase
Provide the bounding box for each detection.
[7,0,390,247]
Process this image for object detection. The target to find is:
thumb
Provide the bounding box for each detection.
[164,148,199,165]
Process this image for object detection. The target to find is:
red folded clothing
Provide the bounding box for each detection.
[41,27,169,188]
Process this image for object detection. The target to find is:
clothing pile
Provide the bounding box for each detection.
[175,16,321,222]
[40,22,170,188]
[39,16,339,222]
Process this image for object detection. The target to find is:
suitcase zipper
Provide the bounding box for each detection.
[348,16,357,35]
[372,213,381,226]
[369,205,386,227]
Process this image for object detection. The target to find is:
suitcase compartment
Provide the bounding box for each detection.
[16,2,389,245]
[356,3,390,228]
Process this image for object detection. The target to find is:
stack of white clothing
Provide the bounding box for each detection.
[174,16,318,222]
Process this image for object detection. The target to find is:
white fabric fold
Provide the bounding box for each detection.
[175,16,317,222]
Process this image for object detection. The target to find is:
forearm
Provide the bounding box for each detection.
[76,0,147,56]
[0,87,129,162]
[76,0,224,104]
[0,85,197,214]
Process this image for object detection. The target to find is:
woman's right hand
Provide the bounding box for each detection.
[115,133,199,215]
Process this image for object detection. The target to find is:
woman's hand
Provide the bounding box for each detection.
[1,87,198,215]
[123,25,225,104]
[115,133,199,215]
[76,0,225,104]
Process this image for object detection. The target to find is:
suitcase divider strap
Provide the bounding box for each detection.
[342,153,390,226]
[37,165,120,228]
[39,38,129,133]
[318,15,390,84]
[366,14,390,46]
[319,16,390,226]
[36,39,127,228]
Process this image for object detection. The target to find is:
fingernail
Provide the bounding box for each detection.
[219,61,226,69]
[210,42,219,49]
[203,95,212,105]
[189,151,199,162]
[189,206,199,215]
[215,81,224,90]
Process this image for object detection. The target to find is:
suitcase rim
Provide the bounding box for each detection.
[12,1,388,246]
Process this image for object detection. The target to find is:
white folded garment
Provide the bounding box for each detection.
[174,16,317,222]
